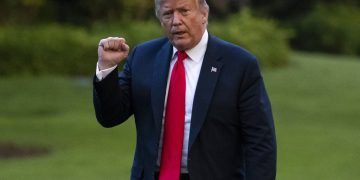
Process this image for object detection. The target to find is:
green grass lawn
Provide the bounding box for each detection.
[0,52,359,179]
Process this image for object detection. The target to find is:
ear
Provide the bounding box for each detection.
[159,20,165,27]
[202,16,207,24]
[201,11,209,24]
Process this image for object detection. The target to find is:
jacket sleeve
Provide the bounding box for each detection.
[238,57,277,179]
[93,47,137,128]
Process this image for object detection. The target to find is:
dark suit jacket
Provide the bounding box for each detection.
[93,34,276,180]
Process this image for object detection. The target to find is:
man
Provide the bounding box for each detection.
[93,0,276,179]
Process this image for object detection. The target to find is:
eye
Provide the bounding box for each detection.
[180,8,190,15]
[162,11,173,18]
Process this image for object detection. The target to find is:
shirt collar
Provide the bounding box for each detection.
[172,30,208,63]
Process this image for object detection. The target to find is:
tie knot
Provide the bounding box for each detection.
[177,51,188,62]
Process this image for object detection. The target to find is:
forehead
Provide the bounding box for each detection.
[160,0,198,9]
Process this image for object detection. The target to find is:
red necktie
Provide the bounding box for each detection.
[159,51,187,180]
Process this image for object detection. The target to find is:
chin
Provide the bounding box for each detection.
[172,39,192,51]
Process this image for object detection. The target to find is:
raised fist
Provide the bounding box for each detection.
[98,37,130,70]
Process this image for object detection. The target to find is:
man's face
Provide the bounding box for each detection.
[158,0,208,50]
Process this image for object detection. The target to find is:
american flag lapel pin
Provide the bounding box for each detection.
[211,67,217,73]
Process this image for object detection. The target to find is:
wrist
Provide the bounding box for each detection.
[98,61,117,71]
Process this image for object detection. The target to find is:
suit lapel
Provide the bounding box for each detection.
[188,35,223,150]
[151,41,173,134]
[150,36,223,151]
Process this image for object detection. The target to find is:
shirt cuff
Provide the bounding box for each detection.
[95,63,117,81]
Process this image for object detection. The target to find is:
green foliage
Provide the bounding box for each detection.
[0,25,97,76]
[0,22,162,76]
[0,0,157,25]
[210,10,291,67]
[0,0,46,24]
[293,4,360,55]
[90,21,163,48]
[0,14,291,76]
[250,0,359,20]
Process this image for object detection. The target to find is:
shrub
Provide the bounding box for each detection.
[0,25,97,76]
[210,9,292,67]
[90,20,163,48]
[0,22,163,76]
[0,16,291,76]
[293,4,360,55]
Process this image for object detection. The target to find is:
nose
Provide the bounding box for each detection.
[172,11,182,26]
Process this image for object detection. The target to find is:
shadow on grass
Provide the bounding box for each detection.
[0,142,51,159]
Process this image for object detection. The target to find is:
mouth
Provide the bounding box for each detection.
[172,31,186,37]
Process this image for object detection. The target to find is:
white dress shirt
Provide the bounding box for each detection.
[96,63,117,80]
[157,30,208,172]
[96,30,209,172]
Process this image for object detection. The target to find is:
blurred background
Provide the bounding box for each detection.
[0,0,359,179]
